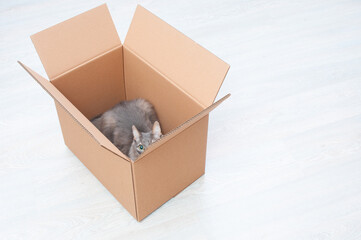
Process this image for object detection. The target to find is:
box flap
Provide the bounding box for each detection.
[18,61,130,162]
[124,5,230,108]
[31,4,121,80]
[135,93,231,162]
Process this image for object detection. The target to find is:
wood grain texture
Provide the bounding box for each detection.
[1,0,361,239]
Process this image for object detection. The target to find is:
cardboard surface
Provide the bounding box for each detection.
[31,4,121,80]
[18,62,129,161]
[125,5,230,107]
[55,102,136,218]
[123,46,204,133]
[133,115,209,221]
[52,46,125,120]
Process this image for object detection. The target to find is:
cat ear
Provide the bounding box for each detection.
[132,125,140,141]
[152,121,162,139]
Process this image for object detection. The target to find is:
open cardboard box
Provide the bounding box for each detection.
[19,4,230,221]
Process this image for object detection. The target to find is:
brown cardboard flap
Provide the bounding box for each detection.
[124,5,230,108]
[135,93,231,162]
[18,61,130,162]
[31,4,121,80]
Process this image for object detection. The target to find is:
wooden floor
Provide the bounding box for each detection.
[1,0,361,239]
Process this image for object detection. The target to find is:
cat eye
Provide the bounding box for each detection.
[138,144,144,151]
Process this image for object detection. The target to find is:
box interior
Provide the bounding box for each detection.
[123,46,204,133]
[51,44,204,134]
[30,4,230,136]
[51,46,125,120]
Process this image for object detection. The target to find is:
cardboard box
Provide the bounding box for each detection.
[19,4,230,221]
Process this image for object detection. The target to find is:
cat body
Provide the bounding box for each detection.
[91,99,162,160]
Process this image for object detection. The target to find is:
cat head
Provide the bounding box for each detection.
[129,121,162,160]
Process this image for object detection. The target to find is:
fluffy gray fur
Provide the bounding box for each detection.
[91,99,162,160]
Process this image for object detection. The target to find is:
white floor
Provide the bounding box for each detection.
[1,0,361,239]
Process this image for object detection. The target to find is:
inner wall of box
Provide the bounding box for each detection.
[52,45,203,134]
[51,46,126,120]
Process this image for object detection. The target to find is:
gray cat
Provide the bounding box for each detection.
[91,99,162,160]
